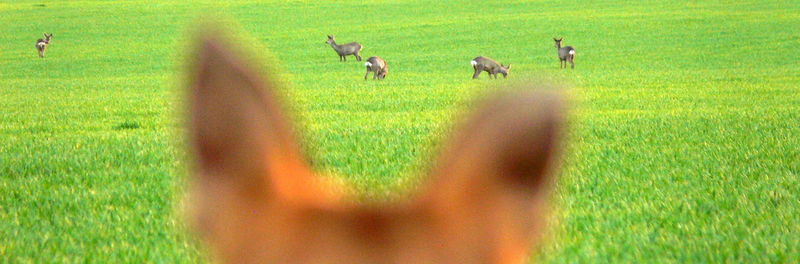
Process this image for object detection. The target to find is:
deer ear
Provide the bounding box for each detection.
[188,29,311,200]
[420,88,564,210]
[506,64,511,69]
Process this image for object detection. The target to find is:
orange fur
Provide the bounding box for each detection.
[187,26,565,264]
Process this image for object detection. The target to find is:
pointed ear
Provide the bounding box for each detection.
[553,38,557,41]
[421,88,565,207]
[188,30,311,201]
[506,64,511,69]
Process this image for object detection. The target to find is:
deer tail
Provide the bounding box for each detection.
[470,60,478,66]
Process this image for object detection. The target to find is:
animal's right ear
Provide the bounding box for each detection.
[420,88,565,211]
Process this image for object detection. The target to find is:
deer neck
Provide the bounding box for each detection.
[329,41,340,50]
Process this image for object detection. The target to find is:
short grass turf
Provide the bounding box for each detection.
[1,0,799,263]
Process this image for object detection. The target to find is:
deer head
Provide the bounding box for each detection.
[325,35,335,45]
[553,38,563,48]
[500,64,511,78]
[188,27,565,264]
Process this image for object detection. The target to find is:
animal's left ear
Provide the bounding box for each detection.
[506,64,511,69]
[188,28,317,203]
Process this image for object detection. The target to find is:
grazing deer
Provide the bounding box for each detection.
[364,56,388,80]
[188,27,565,264]
[325,35,363,62]
[471,56,511,79]
[554,38,575,69]
[36,33,53,58]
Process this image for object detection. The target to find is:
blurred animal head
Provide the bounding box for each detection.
[187,27,565,264]
[325,35,335,44]
[500,64,511,78]
[553,38,563,48]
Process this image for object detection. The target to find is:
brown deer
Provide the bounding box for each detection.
[187,26,565,264]
[554,38,575,69]
[36,33,53,58]
[325,35,363,62]
[471,56,511,79]
[364,56,388,80]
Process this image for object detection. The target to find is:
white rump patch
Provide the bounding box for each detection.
[365,62,372,67]
[470,60,477,66]
[37,42,46,47]
[569,50,576,55]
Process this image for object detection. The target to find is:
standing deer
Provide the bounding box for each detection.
[188,26,565,264]
[471,56,511,79]
[36,33,53,58]
[554,38,575,69]
[325,35,363,62]
[364,56,388,80]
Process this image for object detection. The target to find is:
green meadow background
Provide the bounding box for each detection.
[1,0,798,262]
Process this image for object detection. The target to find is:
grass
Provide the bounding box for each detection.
[1,0,798,262]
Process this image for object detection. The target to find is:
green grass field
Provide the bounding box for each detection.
[1,0,799,262]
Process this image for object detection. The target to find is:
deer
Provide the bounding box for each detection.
[36,33,53,58]
[364,56,388,80]
[471,56,511,79]
[554,38,575,69]
[187,26,565,264]
[325,35,363,62]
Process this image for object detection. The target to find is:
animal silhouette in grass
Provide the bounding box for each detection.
[325,35,363,62]
[364,56,388,80]
[472,56,511,79]
[36,33,53,58]
[554,38,576,69]
[187,26,565,263]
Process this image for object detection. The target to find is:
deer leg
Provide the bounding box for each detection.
[569,57,575,69]
[365,69,370,80]
[355,52,362,61]
[472,67,482,79]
